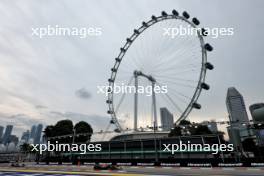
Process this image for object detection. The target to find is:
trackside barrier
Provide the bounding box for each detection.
[36,161,264,168]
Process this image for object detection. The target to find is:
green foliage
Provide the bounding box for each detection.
[44,125,55,137]
[43,119,93,143]
[169,120,214,137]
[74,121,93,143]
[191,125,213,135]
[179,120,191,125]
[74,121,93,134]
[54,119,74,136]
[20,143,33,153]
[168,126,182,137]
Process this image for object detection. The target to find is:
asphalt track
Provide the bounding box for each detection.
[0,164,264,176]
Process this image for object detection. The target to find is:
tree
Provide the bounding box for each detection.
[74,121,93,143]
[43,120,94,144]
[169,120,191,137]
[54,119,73,136]
[43,120,73,143]
[190,125,212,135]
[179,120,191,126]
[168,126,182,137]
[169,119,215,137]
[43,125,55,138]
[20,143,33,153]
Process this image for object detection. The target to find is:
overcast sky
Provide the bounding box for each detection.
[0,0,263,138]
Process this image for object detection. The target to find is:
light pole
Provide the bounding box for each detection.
[134,71,138,131]
[70,128,76,163]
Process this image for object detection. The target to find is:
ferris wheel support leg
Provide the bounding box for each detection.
[152,82,158,130]
[134,74,138,131]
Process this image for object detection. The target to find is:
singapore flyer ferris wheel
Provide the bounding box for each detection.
[106,10,214,133]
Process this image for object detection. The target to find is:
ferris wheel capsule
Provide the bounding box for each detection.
[193,103,201,109]
[182,11,190,19]
[192,17,200,25]
[172,9,179,16]
[205,62,214,70]
[204,43,213,51]
[161,11,168,17]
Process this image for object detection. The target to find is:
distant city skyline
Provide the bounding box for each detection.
[0,0,263,137]
[0,123,43,146]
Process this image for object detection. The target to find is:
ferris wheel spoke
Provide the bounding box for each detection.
[156,77,198,86]
[154,65,200,76]
[150,20,176,64]
[115,76,134,113]
[158,93,179,117]
[150,39,196,70]
[123,56,142,71]
[156,81,192,102]
[152,50,200,72]
[159,91,183,115]
[157,78,196,89]
[166,87,191,103]
[153,64,199,76]
[158,41,200,67]
[153,74,198,83]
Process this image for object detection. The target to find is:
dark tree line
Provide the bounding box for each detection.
[169,120,225,140]
[43,119,93,143]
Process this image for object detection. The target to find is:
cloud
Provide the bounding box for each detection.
[48,111,109,130]
[0,112,45,137]
[35,105,47,109]
[8,113,45,126]
[75,88,92,100]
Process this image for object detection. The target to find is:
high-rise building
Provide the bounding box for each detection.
[21,130,30,143]
[249,103,264,146]
[160,107,174,131]
[226,87,254,151]
[30,125,36,139]
[0,126,4,139]
[9,135,19,145]
[2,125,13,145]
[226,87,249,124]
[34,124,43,144]
[249,103,264,123]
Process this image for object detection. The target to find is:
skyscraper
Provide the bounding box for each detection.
[9,135,19,145]
[160,107,174,131]
[2,125,13,145]
[21,130,30,143]
[226,87,249,124]
[226,87,253,151]
[249,103,264,123]
[0,126,4,139]
[34,124,43,144]
[30,125,36,139]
